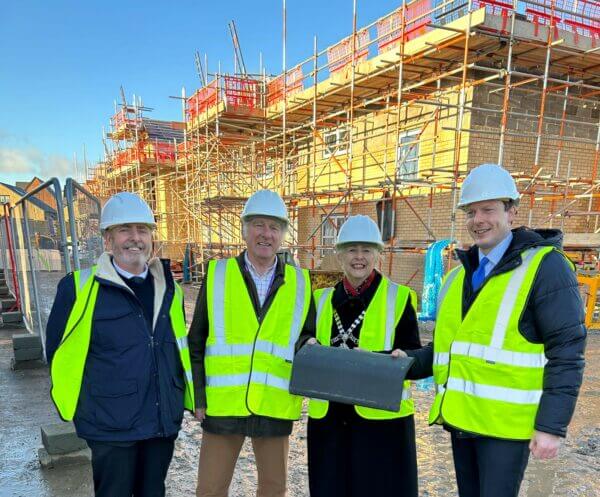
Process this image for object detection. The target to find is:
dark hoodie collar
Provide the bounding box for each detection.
[456,227,563,276]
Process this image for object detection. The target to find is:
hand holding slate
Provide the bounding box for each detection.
[289,344,414,412]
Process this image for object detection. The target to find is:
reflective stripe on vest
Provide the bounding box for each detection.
[204,258,311,420]
[384,282,400,350]
[429,246,553,440]
[446,377,542,405]
[50,267,194,421]
[76,267,94,292]
[170,283,196,407]
[316,287,333,325]
[309,278,415,421]
[206,261,307,362]
[211,259,228,345]
[436,266,460,319]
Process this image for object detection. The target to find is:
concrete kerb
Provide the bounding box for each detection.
[11,357,46,370]
[11,333,44,369]
[0,298,18,311]
[12,333,41,349]
[38,447,92,469]
[38,423,91,469]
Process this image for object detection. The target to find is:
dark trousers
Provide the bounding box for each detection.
[87,436,176,497]
[307,408,418,497]
[451,432,530,497]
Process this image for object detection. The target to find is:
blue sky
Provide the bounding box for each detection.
[1,0,401,185]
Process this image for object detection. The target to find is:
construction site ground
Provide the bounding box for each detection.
[1,284,599,497]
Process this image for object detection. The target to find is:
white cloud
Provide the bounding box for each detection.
[0,147,73,178]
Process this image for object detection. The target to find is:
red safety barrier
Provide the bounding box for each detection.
[111,108,138,132]
[267,66,304,106]
[186,80,219,122]
[526,7,562,37]
[525,0,600,40]
[2,204,20,313]
[377,0,431,53]
[327,29,370,73]
[223,76,260,109]
[113,141,177,167]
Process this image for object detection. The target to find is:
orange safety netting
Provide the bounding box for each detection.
[525,0,600,41]
[186,80,219,121]
[111,107,138,131]
[223,76,260,109]
[327,29,370,73]
[377,0,431,53]
[266,67,304,106]
[113,141,177,168]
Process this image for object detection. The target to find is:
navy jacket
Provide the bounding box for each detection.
[46,254,186,442]
[408,227,587,438]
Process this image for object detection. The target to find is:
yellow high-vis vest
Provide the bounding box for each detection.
[204,258,311,420]
[50,266,195,421]
[309,277,416,420]
[429,246,563,440]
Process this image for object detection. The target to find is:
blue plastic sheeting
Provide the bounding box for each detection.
[419,239,453,321]
[415,376,434,392]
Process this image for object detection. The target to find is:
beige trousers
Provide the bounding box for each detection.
[196,432,289,497]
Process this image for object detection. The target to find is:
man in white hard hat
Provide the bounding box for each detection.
[189,189,315,497]
[46,192,194,497]
[414,164,586,497]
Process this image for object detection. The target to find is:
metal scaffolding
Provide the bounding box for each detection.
[87,0,600,284]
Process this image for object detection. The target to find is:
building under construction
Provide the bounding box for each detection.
[87,0,600,294]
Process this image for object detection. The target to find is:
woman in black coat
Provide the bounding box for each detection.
[306,215,425,497]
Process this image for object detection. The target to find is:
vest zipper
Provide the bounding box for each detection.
[241,268,284,417]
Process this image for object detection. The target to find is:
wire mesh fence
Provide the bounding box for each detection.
[10,180,69,355]
[0,178,101,361]
[64,178,102,272]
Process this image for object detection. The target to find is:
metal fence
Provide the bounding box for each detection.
[0,204,20,312]
[64,178,102,272]
[10,179,70,356]
[0,178,101,361]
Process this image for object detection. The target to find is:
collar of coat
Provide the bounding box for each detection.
[455,226,563,278]
[94,252,173,330]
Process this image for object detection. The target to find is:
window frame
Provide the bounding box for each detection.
[323,127,349,159]
[320,213,346,255]
[396,129,420,180]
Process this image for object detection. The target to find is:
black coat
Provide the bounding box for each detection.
[316,271,422,416]
[307,273,422,497]
[327,271,421,353]
[408,227,587,438]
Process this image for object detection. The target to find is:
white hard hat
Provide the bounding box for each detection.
[100,192,156,231]
[242,190,288,225]
[458,163,520,209]
[335,215,384,249]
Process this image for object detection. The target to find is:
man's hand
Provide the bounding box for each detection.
[391,349,408,358]
[194,408,206,422]
[306,338,318,345]
[529,430,562,459]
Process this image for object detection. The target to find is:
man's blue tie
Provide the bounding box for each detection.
[471,256,489,291]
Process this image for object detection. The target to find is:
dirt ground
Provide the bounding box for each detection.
[0,281,598,496]
[168,286,600,497]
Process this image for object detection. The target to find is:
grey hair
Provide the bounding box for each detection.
[241,216,288,238]
[335,243,382,255]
